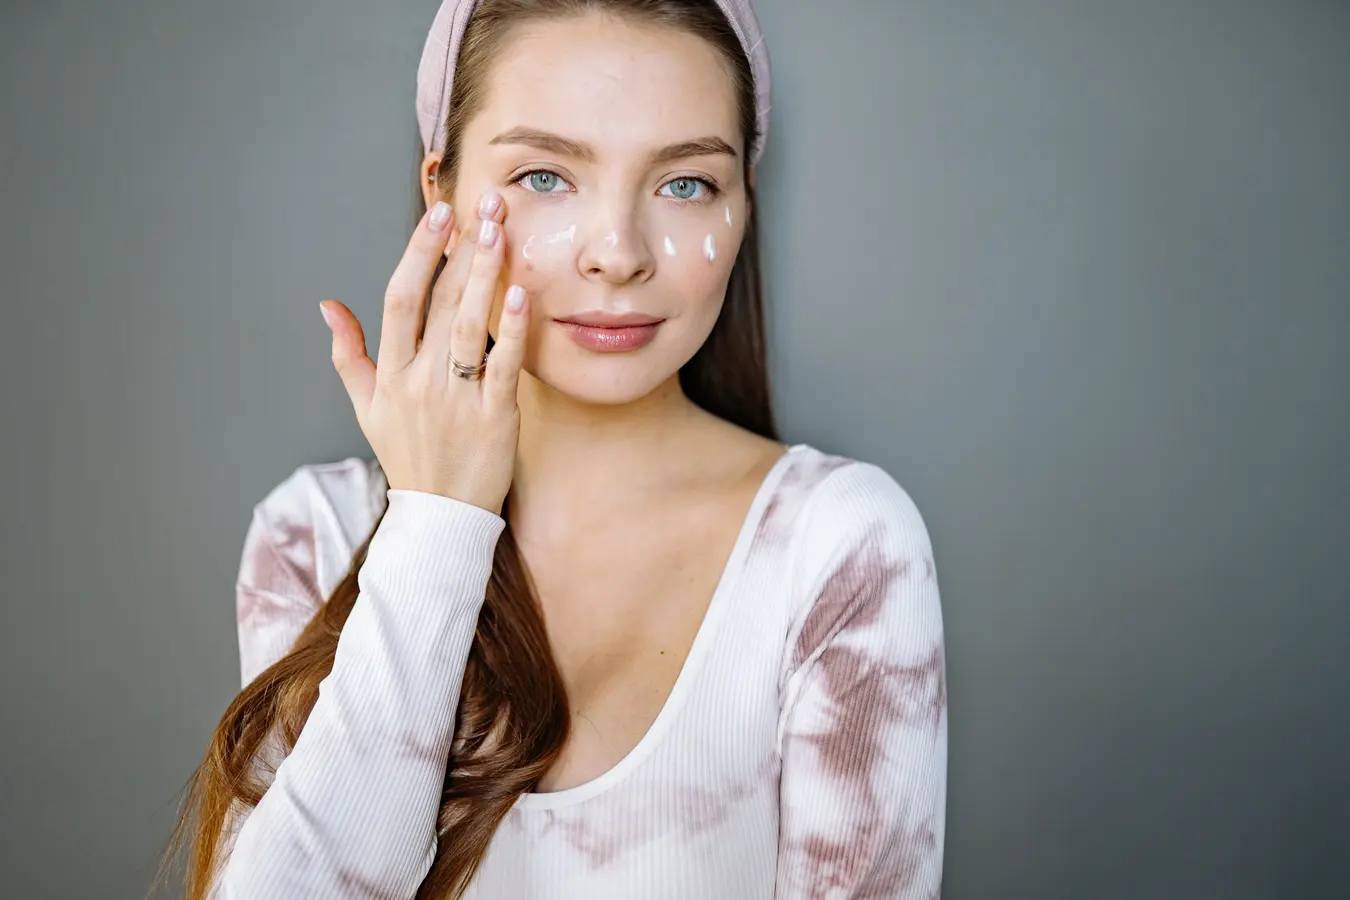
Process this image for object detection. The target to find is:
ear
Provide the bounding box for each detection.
[419,151,444,211]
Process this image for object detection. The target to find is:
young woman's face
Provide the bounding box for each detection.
[449,12,750,406]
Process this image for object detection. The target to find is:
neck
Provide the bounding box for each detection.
[507,370,710,524]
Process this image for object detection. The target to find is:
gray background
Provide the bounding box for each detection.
[2,0,1346,897]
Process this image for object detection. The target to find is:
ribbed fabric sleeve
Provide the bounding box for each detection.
[774,462,948,898]
[217,488,506,900]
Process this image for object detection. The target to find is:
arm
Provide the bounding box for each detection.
[217,488,505,899]
[775,463,947,899]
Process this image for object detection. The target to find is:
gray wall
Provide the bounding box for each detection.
[2,1,1346,897]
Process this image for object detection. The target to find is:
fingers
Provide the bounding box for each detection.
[447,195,507,375]
[376,200,455,374]
[484,286,530,406]
[320,299,376,425]
[423,190,504,360]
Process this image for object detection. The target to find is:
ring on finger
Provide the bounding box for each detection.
[449,349,490,381]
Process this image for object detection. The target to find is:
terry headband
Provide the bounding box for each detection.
[415,0,773,167]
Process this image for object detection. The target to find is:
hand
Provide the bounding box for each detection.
[318,190,528,517]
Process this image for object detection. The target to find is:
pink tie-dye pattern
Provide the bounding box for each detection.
[216,447,945,898]
[774,463,947,899]
[235,528,319,688]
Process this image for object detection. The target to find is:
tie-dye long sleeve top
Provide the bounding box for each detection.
[214,442,947,899]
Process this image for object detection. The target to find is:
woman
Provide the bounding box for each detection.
[160,0,947,897]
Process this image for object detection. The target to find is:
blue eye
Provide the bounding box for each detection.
[518,170,570,194]
[661,177,710,201]
[515,170,717,201]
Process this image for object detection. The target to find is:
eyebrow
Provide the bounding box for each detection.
[488,126,738,165]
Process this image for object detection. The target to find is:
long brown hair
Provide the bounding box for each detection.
[154,1,776,897]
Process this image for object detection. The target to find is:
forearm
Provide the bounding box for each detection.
[220,490,505,899]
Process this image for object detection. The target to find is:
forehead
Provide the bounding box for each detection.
[469,13,742,160]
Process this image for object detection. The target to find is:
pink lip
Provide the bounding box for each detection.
[556,321,661,352]
[555,311,664,327]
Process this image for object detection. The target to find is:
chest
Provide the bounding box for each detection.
[518,504,745,793]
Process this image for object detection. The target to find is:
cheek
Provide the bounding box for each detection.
[656,205,742,295]
[501,202,579,283]
[487,202,578,341]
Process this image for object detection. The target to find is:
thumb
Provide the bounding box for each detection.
[319,300,376,422]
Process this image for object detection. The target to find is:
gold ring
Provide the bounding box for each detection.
[448,350,488,381]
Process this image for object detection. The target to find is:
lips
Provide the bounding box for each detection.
[554,312,664,328]
[556,318,662,352]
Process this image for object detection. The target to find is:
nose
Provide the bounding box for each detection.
[576,206,656,286]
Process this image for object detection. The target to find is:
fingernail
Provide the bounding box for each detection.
[318,301,335,330]
[505,285,525,312]
[428,201,451,232]
[478,191,502,218]
[479,219,499,247]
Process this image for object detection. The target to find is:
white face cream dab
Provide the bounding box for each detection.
[546,223,578,245]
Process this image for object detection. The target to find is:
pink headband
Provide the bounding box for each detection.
[415,0,772,167]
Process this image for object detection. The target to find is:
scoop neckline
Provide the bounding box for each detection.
[511,441,810,811]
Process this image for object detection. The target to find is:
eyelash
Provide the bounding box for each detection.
[510,168,721,204]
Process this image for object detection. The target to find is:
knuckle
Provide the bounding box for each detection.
[437,275,468,307]
[452,313,483,344]
[466,271,499,303]
[383,286,417,310]
[376,361,413,391]
[429,277,462,308]
[400,366,436,400]
[425,293,454,317]
[437,260,469,291]
[372,365,398,393]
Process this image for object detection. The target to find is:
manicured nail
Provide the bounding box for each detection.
[478,191,502,217]
[319,301,336,330]
[479,219,499,247]
[428,201,451,232]
[505,285,525,312]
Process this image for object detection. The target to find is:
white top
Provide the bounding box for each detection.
[216,443,947,898]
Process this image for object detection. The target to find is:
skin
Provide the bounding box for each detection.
[414,12,786,789]
[422,12,777,517]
